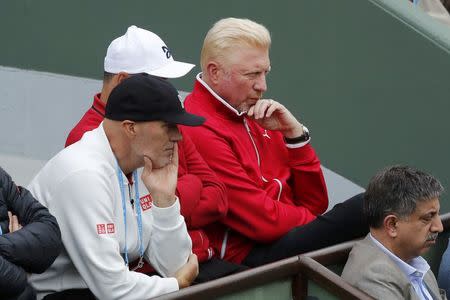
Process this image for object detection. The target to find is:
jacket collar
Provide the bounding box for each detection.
[364,235,445,300]
[92,93,106,116]
[423,273,447,300]
[368,233,430,279]
[84,122,117,173]
[195,73,245,121]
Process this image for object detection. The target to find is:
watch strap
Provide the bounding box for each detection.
[284,126,310,144]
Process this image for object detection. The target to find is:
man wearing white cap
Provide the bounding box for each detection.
[65,26,237,281]
[66,25,195,146]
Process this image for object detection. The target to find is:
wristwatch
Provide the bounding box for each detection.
[284,125,310,144]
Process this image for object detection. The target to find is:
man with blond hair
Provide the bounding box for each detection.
[183,17,367,267]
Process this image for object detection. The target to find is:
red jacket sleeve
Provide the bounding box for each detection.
[184,126,319,243]
[287,144,328,215]
[176,133,228,229]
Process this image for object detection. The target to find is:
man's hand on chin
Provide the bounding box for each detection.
[247,99,304,138]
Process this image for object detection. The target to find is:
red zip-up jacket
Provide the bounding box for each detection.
[65,93,227,263]
[183,76,328,263]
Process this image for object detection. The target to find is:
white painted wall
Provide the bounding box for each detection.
[0,66,101,160]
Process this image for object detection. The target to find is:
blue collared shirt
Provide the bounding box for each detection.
[369,233,433,300]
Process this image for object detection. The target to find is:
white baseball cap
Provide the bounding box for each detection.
[104,25,195,78]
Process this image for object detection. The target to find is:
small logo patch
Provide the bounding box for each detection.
[97,224,106,234]
[162,46,172,59]
[107,223,115,234]
[140,194,153,211]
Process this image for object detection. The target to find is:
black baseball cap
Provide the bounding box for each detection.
[105,74,205,126]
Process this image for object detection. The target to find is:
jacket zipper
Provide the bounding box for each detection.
[221,119,284,260]
[243,118,268,183]
[243,119,283,200]
[243,118,283,200]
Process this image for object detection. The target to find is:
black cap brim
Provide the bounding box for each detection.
[164,111,206,126]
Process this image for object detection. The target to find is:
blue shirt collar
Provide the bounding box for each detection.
[369,233,430,279]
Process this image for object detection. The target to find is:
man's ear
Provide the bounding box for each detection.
[115,72,130,85]
[205,61,221,85]
[384,214,398,238]
[122,120,136,138]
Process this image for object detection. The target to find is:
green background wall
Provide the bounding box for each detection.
[1,0,450,210]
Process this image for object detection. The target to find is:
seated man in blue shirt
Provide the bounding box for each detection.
[342,165,446,300]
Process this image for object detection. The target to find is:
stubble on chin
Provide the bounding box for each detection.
[238,101,255,114]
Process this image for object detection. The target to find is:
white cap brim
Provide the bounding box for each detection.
[147,60,195,79]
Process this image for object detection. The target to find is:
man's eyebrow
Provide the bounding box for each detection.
[422,210,438,217]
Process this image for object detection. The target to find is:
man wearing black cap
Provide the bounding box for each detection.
[65,25,230,281]
[28,74,203,300]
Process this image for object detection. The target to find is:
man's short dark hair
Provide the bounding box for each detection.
[364,165,444,228]
[103,71,115,83]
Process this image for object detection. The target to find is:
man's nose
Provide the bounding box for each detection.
[170,126,182,142]
[254,74,267,93]
[432,216,444,233]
